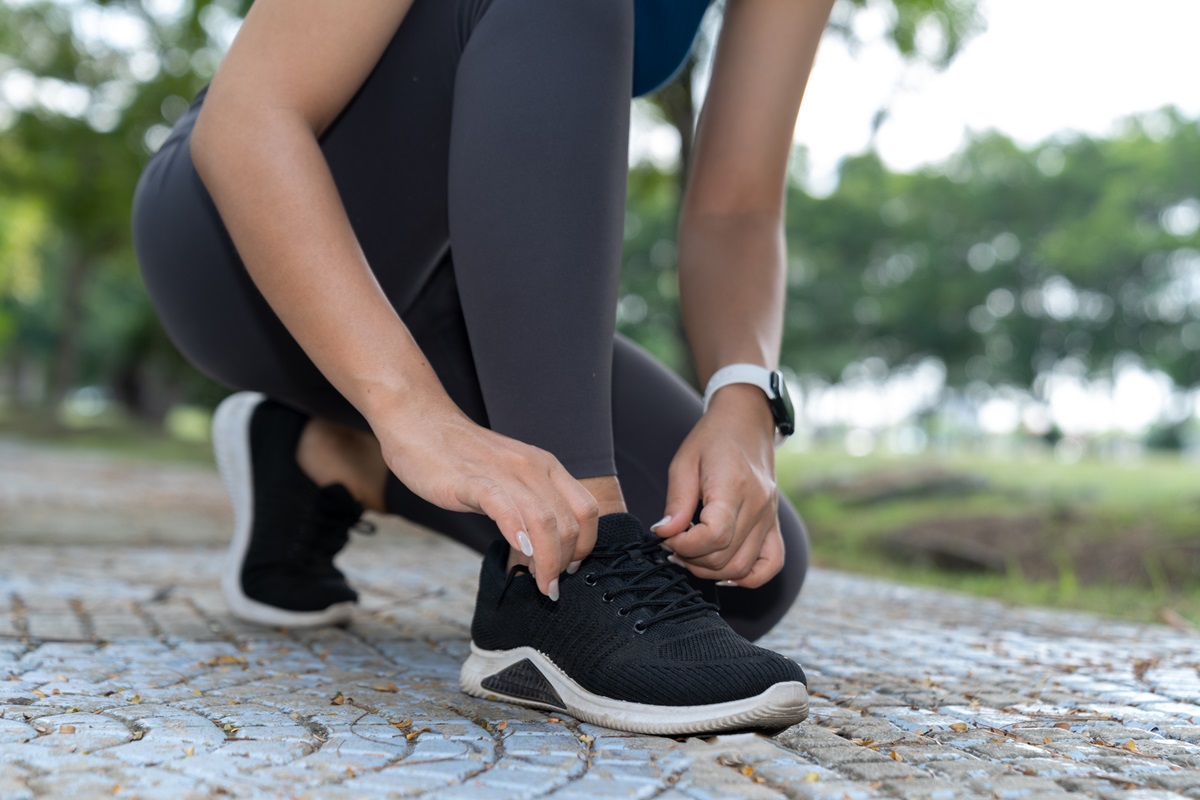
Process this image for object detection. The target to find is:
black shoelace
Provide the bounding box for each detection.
[503,538,717,632]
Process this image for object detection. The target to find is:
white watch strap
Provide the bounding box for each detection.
[702,364,774,413]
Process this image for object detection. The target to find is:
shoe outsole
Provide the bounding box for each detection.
[460,642,809,735]
[212,391,356,629]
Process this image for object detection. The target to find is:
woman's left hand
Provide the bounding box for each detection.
[652,384,784,588]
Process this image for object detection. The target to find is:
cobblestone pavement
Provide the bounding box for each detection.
[3,448,1200,798]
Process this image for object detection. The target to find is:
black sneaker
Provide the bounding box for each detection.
[460,513,809,735]
[212,392,371,627]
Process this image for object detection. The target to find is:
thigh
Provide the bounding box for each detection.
[611,335,809,641]
[132,0,493,426]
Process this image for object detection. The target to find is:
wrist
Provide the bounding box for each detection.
[704,383,775,442]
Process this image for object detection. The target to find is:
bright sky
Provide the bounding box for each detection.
[792,0,1200,193]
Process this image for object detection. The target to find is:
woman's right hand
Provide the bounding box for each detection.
[369,399,599,599]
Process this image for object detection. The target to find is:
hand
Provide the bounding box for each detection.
[651,384,784,588]
[369,396,599,598]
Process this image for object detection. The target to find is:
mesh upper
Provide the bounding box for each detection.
[471,512,806,706]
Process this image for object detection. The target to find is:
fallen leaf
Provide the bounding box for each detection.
[31,689,46,699]
[949,723,968,733]
[405,727,431,741]
[889,750,903,762]
[497,720,507,731]
[1123,740,1140,753]
[130,695,141,703]
[373,683,399,693]
[51,688,61,696]
[390,718,412,730]
[199,655,247,667]
[579,734,595,744]
[59,725,76,734]
[546,717,561,724]
[1053,722,1071,730]
[331,692,345,706]
[804,772,820,782]
[185,746,194,757]
[740,765,754,776]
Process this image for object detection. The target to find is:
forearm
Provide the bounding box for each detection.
[677,209,786,387]
[190,108,450,422]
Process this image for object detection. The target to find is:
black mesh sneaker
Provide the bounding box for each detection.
[212,392,373,627]
[460,512,809,735]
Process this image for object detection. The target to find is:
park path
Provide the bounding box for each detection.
[2,439,1200,799]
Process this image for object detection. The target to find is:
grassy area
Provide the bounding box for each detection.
[0,407,215,466]
[777,444,1200,625]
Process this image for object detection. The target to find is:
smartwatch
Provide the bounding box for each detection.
[702,364,796,446]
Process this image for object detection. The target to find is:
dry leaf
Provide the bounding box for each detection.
[59,725,76,734]
[200,655,247,667]
[331,692,345,706]
[497,720,507,731]
[391,718,412,730]
[949,723,968,733]
[185,746,195,757]
[131,695,141,703]
[405,727,431,741]
[579,734,595,744]
[547,717,561,724]
[889,750,903,762]
[31,689,46,699]
[804,773,820,782]
[1123,740,1140,753]
[373,683,399,693]
[1053,722,1071,730]
[740,766,754,776]
[51,688,61,696]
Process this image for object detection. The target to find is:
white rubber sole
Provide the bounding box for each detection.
[212,391,355,628]
[460,643,809,735]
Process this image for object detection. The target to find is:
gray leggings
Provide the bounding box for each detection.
[131,0,807,640]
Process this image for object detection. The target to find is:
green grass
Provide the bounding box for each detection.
[778,444,1200,625]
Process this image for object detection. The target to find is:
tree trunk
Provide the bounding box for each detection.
[50,248,91,407]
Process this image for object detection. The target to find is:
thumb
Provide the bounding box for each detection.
[652,454,701,538]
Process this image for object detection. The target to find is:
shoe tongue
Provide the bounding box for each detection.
[315,483,363,519]
[596,512,649,548]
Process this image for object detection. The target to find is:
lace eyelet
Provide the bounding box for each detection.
[601,591,613,603]
[584,574,597,586]
[616,607,629,617]
[633,620,647,633]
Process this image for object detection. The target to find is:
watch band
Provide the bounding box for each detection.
[703,364,795,448]
[702,364,775,413]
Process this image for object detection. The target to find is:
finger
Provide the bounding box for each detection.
[661,498,740,561]
[467,477,534,559]
[554,470,599,566]
[652,452,701,538]
[510,487,563,600]
[684,523,785,589]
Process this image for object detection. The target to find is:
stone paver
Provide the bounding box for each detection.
[3,444,1200,797]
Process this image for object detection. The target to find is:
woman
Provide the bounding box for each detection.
[132,0,834,735]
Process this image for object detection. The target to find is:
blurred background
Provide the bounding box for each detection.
[1,0,1197,622]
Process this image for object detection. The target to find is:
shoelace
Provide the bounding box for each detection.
[503,538,717,632]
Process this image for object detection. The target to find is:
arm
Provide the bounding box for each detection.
[191,0,596,595]
[653,0,834,586]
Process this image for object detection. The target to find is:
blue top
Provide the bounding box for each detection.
[633,0,713,97]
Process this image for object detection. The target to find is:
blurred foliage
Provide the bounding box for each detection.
[2,0,1198,430]
[624,111,1200,391]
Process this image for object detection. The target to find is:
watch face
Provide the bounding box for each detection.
[769,370,796,437]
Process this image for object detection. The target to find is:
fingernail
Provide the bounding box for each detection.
[716,580,739,587]
[650,515,671,531]
[548,579,560,602]
[666,555,685,568]
[516,530,534,557]
[567,560,581,575]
